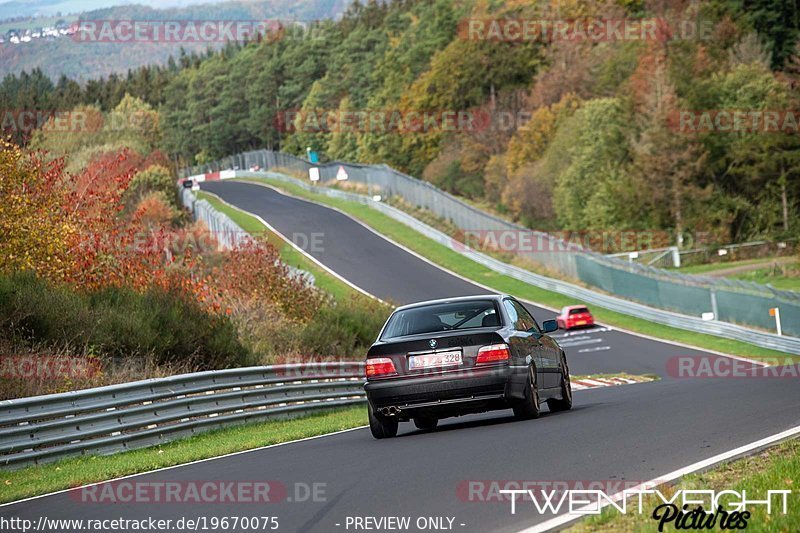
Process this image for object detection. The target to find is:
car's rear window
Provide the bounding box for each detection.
[569,307,589,315]
[380,300,500,340]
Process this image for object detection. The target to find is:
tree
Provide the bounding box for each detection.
[724,0,799,68]
[551,98,634,230]
[629,45,709,244]
[702,63,799,239]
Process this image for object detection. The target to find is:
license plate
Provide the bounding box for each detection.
[408,350,462,370]
[576,320,586,325]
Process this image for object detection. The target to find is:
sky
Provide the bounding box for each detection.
[0,0,231,20]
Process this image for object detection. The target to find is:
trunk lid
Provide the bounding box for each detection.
[367,328,506,378]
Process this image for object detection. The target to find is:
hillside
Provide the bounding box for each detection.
[0,1,224,20]
[160,0,800,245]
[0,0,347,79]
[3,0,800,247]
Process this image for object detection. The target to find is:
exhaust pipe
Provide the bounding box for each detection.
[379,406,400,416]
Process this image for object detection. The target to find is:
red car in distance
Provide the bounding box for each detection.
[556,305,595,330]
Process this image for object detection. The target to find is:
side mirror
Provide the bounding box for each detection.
[541,319,558,334]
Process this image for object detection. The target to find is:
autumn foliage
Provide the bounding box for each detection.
[0,140,321,322]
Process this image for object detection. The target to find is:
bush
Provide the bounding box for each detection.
[298,296,389,358]
[135,191,179,226]
[233,294,389,362]
[0,272,250,370]
[126,165,176,208]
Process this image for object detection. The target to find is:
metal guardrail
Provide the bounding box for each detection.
[0,363,366,470]
[181,150,800,337]
[181,151,800,297]
[180,188,315,286]
[231,171,800,355]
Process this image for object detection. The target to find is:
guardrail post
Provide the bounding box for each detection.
[671,246,681,268]
[710,288,719,320]
[770,307,782,336]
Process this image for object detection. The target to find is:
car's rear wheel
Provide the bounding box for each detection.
[413,416,438,431]
[513,367,541,420]
[368,404,398,439]
[547,357,573,412]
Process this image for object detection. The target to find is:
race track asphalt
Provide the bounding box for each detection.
[198,181,732,380]
[4,179,799,533]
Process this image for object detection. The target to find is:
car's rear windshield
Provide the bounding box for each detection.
[380,299,500,340]
[569,307,589,315]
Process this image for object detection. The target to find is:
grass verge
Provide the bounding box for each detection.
[568,437,800,532]
[732,263,800,291]
[196,191,358,302]
[675,257,780,275]
[0,406,366,504]
[238,176,795,363]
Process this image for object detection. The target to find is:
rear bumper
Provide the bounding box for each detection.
[565,319,594,329]
[364,364,529,413]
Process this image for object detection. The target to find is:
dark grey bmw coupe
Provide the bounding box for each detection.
[363,294,572,439]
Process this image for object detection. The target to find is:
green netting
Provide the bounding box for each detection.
[577,255,800,337]
[188,150,800,339]
[577,256,709,316]
[715,290,800,336]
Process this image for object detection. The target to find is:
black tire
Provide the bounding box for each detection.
[547,354,573,413]
[513,367,541,420]
[413,416,438,431]
[368,404,398,439]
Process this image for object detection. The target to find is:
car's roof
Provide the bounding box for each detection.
[393,294,506,312]
[562,305,590,311]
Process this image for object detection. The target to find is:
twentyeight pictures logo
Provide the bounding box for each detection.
[500,487,791,531]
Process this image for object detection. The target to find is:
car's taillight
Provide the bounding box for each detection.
[476,344,510,365]
[366,357,397,378]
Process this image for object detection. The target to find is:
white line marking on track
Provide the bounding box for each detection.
[233,178,772,370]
[0,426,369,507]
[2,180,782,511]
[239,177,778,374]
[557,335,592,343]
[198,190,382,303]
[553,327,613,339]
[577,346,612,353]
[560,338,604,348]
[517,423,800,532]
[201,179,790,533]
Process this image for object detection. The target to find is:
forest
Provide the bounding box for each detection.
[2,0,800,245]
